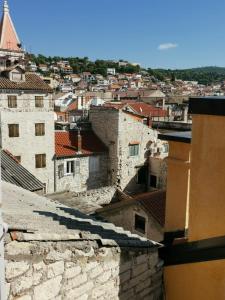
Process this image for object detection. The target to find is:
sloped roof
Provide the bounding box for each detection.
[55,130,108,157]
[0,1,21,51]
[1,150,44,192]
[125,102,168,118]
[2,182,159,247]
[133,190,166,227]
[0,73,52,92]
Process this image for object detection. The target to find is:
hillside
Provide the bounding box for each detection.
[151,66,225,85]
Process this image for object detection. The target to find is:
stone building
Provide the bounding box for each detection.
[89,106,168,194]
[0,0,55,193]
[96,190,166,242]
[3,181,163,300]
[54,129,109,193]
[0,68,55,193]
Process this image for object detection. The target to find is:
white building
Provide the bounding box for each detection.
[0,1,55,193]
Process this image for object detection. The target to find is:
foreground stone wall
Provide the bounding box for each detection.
[5,239,163,300]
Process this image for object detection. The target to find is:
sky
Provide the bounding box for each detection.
[7,0,225,69]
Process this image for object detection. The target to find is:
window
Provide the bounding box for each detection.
[150,175,157,188]
[135,214,146,234]
[35,154,46,168]
[15,156,21,163]
[8,95,17,108]
[58,164,64,178]
[35,123,45,136]
[8,124,19,137]
[65,161,75,175]
[129,144,139,156]
[89,156,100,173]
[35,96,44,108]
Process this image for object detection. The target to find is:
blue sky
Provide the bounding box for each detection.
[8,0,225,69]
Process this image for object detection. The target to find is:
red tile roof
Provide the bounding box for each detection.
[55,131,107,157]
[126,103,167,118]
[133,190,166,226]
[66,100,78,112]
[0,73,52,92]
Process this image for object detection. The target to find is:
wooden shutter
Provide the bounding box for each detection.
[35,154,46,168]
[35,96,44,108]
[8,124,19,137]
[35,123,45,136]
[8,95,17,108]
[58,164,64,178]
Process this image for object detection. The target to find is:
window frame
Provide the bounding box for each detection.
[64,160,75,175]
[8,95,17,108]
[35,96,44,108]
[129,144,139,156]
[8,124,19,138]
[134,214,146,234]
[35,123,45,136]
[35,154,46,169]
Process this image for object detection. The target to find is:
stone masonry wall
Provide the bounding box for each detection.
[55,154,109,193]
[5,239,163,300]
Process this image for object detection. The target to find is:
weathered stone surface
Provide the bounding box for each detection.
[89,265,103,279]
[33,261,46,272]
[45,250,72,262]
[5,242,32,256]
[47,261,64,278]
[6,261,30,280]
[33,276,62,300]
[17,296,32,300]
[11,270,33,296]
[65,282,93,300]
[83,261,98,272]
[120,270,131,284]
[95,270,111,284]
[64,266,81,279]
[63,273,87,291]
[132,262,148,277]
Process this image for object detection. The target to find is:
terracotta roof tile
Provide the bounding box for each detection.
[126,103,167,118]
[55,130,107,157]
[0,73,52,92]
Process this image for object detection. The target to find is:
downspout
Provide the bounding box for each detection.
[53,155,57,193]
[0,148,8,300]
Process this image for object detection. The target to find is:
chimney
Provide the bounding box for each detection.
[77,129,82,153]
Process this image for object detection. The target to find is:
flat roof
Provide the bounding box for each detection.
[189,97,225,116]
[158,131,192,143]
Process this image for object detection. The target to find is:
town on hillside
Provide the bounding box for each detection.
[0,1,225,300]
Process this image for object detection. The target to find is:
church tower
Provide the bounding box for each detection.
[0,0,24,69]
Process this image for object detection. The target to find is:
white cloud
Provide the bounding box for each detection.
[158,43,178,51]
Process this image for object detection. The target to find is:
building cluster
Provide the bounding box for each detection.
[1,1,224,299]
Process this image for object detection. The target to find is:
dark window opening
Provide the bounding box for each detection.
[150,175,157,188]
[135,214,146,234]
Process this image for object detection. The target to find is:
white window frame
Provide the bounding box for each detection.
[64,160,75,175]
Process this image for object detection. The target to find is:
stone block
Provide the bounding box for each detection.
[89,265,103,279]
[47,261,64,278]
[6,261,30,280]
[136,253,148,265]
[17,296,32,300]
[11,270,33,296]
[64,266,81,279]
[120,270,131,284]
[33,275,62,300]
[63,273,87,291]
[132,262,148,278]
[5,242,32,256]
[65,282,93,299]
[46,250,72,262]
[95,270,111,284]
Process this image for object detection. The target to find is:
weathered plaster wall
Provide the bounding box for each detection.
[5,239,163,300]
[0,92,55,193]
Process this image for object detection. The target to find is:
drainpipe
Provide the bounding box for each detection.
[0,148,7,300]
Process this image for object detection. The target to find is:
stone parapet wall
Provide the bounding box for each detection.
[5,239,163,300]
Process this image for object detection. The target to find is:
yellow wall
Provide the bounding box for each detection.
[189,115,225,241]
[164,259,225,300]
[165,141,191,232]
